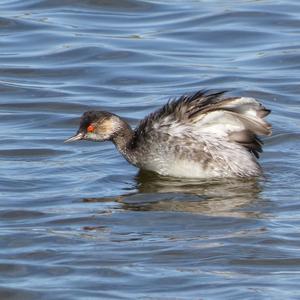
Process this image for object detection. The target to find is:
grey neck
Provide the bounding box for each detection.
[111,120,137,166]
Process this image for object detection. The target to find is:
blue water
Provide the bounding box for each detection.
[1,0,300,299]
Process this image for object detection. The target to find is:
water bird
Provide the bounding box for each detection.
[65,90,271,178]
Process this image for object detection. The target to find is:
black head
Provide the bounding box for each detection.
[65,111,121,143]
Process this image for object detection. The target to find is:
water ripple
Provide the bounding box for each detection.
[0,0,300,299]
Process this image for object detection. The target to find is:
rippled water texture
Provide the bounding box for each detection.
[1,0,300,299]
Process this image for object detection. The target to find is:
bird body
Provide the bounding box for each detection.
[65,91,271,178]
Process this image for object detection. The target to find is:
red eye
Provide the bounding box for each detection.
[87,124,95,132]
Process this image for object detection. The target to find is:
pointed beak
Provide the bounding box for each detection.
[64,132,84,143]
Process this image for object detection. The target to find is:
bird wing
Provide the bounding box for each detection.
[136,91,272,158]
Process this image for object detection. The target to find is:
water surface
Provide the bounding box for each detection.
[1,0,300,299]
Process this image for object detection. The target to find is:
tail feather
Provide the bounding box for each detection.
[229,130,264,158]
[193,96,272,158]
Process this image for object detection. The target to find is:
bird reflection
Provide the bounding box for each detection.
[83,170,265,218]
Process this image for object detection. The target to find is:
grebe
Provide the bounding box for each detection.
[65,91,271,178]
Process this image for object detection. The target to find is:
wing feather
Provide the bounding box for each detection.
[135,91,271,158]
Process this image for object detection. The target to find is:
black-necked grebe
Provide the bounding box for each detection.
[65,90,271,178]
